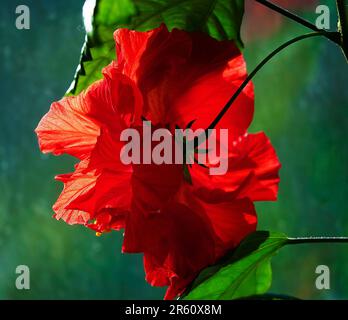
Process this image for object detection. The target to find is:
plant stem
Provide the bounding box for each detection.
[288,237,348,245]
[208,31,335,130]
[254,0,340,45]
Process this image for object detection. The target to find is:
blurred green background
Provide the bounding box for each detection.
[0,0,347,299]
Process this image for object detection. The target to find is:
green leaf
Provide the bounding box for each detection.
[237,293,300,300]
[336,0,348,61]
[68,0,245,95]
[182,231,289,300]
[129,0,245,44]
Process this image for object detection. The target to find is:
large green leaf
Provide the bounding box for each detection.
[337,0,348,61]
[182,231,289,300]
[237,293,300,300]
[68,0,245,95]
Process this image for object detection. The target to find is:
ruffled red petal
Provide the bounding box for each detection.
[114,25,253,136]
[36,69,142,159]
[190,132,281,203]
[35,94,99,159]
[53,161,96,224]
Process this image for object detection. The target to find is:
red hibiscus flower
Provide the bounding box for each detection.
[35,24,281,299]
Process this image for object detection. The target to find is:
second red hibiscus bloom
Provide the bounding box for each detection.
[35,24,281,299]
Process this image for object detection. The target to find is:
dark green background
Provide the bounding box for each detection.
[0,0,347,299]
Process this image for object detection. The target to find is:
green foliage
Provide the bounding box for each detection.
[337,0,348,60]
[237,293,300,300]
[68,0,245,94]
[183,231,289,300]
